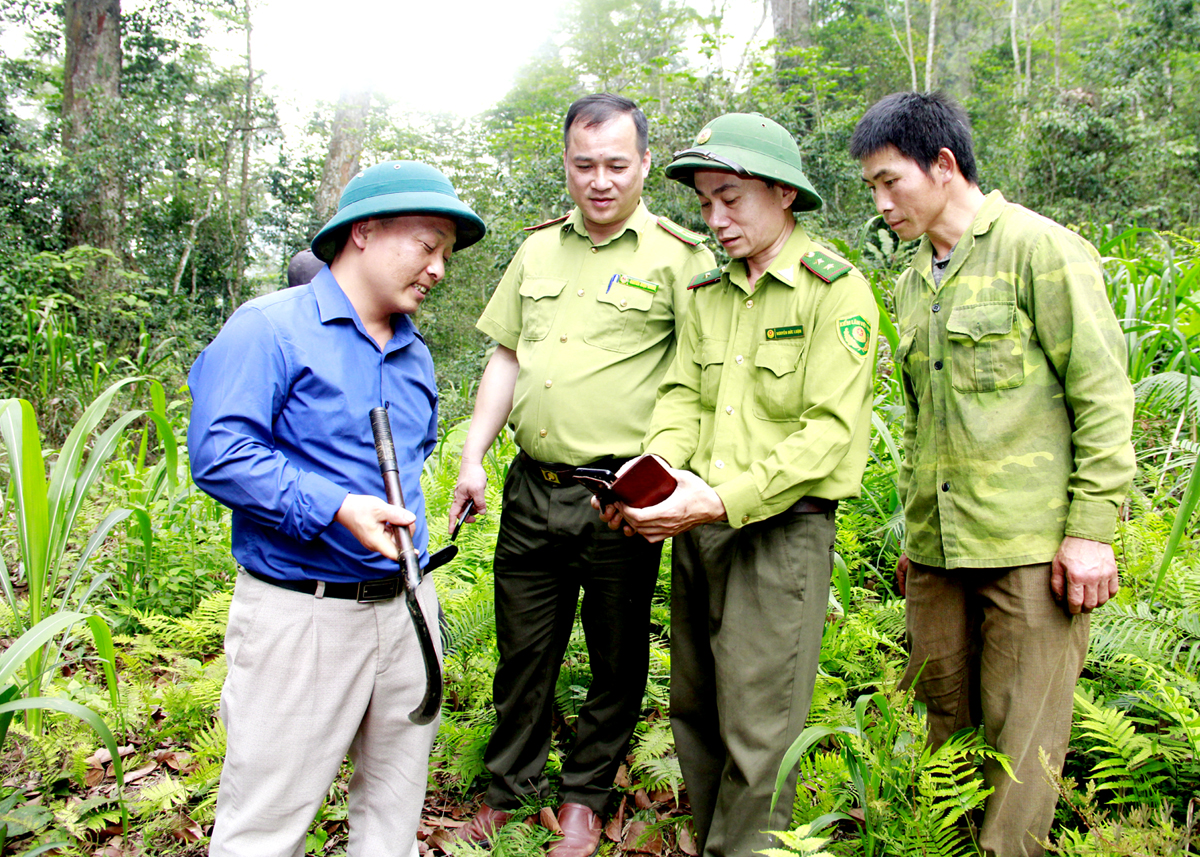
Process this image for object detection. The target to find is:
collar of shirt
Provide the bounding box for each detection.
[722,220,810,294]
[311,266,420,353]
[561,199,652,250]
[913,189,1008,292]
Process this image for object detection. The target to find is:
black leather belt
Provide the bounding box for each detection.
[242,566,406,602]
[519,451,629,488]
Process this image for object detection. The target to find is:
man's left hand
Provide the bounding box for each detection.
[1051,535,1119,614]
[616,468,726,543]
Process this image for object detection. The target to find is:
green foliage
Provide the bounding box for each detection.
[774,688,1006,856]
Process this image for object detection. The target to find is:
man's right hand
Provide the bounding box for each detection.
[335,493,415,561]
[895,553,910,597]
[450,461,487,535]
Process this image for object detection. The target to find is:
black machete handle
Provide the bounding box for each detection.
[369,406,443,725]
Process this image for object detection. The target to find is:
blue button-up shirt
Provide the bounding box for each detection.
[187,267,438,583]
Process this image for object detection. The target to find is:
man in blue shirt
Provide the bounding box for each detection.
[188,161,485,857]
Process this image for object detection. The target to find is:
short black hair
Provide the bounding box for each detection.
[564,93,649,156]
[850,91,979,185]
[287,248,325,287]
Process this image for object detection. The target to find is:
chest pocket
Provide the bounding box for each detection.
[583,284,657,353]
[753,339,806,421]
[519,277,567,341]
[694,337,727,410]
[945,302,1026,393]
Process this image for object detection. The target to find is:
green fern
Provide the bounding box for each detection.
[1089,602,1200,674]
[629,719,683,798]
[757,821,836,857]
[1072,689,1171,805]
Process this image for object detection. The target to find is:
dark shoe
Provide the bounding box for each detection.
[548,802,602,857]
[445,804,513,848]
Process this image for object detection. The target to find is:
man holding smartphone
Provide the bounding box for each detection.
[604,113,878,857]
[447,93,715,857]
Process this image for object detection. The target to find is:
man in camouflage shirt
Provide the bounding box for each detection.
[851,92,1135,856]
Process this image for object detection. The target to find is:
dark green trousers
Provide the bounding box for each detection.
[483,454,661,813]
[671,503,835,857]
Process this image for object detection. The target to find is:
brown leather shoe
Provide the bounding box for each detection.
[547,802,603,857]
[444,804,513,848]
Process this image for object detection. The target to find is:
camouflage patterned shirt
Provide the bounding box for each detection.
[894,191,1135,569]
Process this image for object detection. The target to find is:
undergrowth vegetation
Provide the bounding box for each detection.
[0,235,1196,855]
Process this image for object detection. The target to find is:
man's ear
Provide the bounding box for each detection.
[349,219,372,251]
[936,147,960,182]
[779,184,799,210]
[641,146,652,178]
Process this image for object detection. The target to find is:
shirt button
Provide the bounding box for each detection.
[620,299,628,307]
[545,379,553,388]
[745,300,754,308]
[932,303,941,312]
[941,481,950,492]
[934,360,943,370]
[540,429,547,437]
[741,515,750,524]
[735,355,744,364]
[560,335,568,342]
[590,246,598,254]
[577,289,585,296]
[725,406,734,414]
[715,460,725,469]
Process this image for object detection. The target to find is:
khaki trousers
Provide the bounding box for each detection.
[670,504,835,857]
[903,562,1089,857]
[209,570,441,857]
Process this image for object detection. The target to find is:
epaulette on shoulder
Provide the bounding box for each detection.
[523,213,570,233]
[657,216,706,246]
[800,247,853,284]
[687,268,722,290]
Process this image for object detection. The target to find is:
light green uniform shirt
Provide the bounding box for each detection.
[894,190,1135,569]
[643,224,878,528]
[477,201,716,465]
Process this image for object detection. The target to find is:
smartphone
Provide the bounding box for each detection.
[573,467,618,506]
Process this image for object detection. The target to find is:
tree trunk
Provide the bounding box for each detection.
[230,0,253,316]
[769,0,811,81]
[62,0,121,252]
[314,90,372,224]
[924,0,939,91]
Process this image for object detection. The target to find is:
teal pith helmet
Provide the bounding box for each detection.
[664,113,822,212]
[311,161,486,262]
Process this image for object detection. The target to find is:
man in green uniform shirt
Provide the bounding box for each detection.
[606,113,878,857]
[851,92,1135,856]
[447,93,715,857]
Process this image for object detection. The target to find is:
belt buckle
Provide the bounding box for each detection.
[357,577,400,603]
[540,467,562,485]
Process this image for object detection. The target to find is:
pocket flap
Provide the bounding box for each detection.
[518,277,567,301]
[754,341,803,377]
[946,302,1015,342]
[697,337,727,367]
[596,284,655,312]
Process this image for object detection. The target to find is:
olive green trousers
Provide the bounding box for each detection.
[903,562,1089,857]
[670,504,835,857]
[483,455,662,813]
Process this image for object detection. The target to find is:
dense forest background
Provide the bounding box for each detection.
[0,0,1198,854]
[0,0,1196,410]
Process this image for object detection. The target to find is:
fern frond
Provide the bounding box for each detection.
[1134,371,1200,418]
[1072,691,1170,805]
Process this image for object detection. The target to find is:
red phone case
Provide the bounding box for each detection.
[610,456,676,508]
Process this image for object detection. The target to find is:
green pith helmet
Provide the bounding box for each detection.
[311,161,486,262]
[664,113,822,212]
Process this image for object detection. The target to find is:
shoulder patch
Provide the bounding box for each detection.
[800,248,852,284]
[657,217,706,246]
[523,213,570,233]
[837,315,872,357]
[687,268,722,290]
